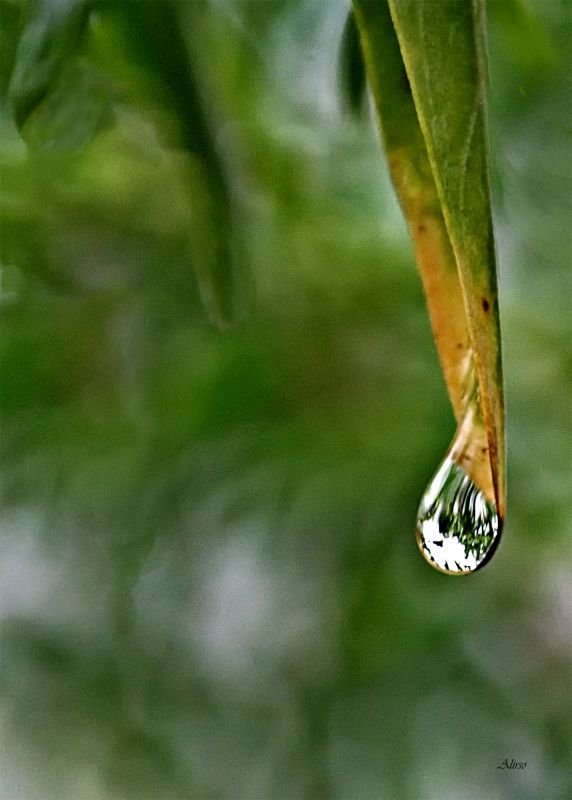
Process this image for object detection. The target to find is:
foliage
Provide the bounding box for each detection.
[0,1,570,799]
[353,0,504,513]
[8,0,245,326]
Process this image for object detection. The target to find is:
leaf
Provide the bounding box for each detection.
[103,0,247,328]
[338,9,368,117]
[9,0,112,151]
[10,0,247,328]
[353,0,505,517]
[0,0,26,97]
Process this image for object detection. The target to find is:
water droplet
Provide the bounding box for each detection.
[416,456,501,574]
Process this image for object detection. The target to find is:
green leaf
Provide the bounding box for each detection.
[10,0,247,328]
[104,0,247,328]
[353,0,505,517]
[0,0,26,98]
[338,9,368,117]
[9,0,112,150]
[352,0,474,431]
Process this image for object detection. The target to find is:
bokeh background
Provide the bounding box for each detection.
[1,1,570,799]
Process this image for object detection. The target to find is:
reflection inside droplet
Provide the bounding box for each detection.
[416,457,501,574]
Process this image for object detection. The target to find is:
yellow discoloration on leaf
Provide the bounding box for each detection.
[388,149,470,421]
[353,0,504,516]
[388,149,495,504]
[387,0,505,519]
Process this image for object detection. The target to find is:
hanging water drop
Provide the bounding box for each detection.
[416,370,502,574]
[416,457,501,574]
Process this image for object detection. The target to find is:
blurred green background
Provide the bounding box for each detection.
[0,1,570,799]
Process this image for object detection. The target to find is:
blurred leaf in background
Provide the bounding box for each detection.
[0,1,570,799]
